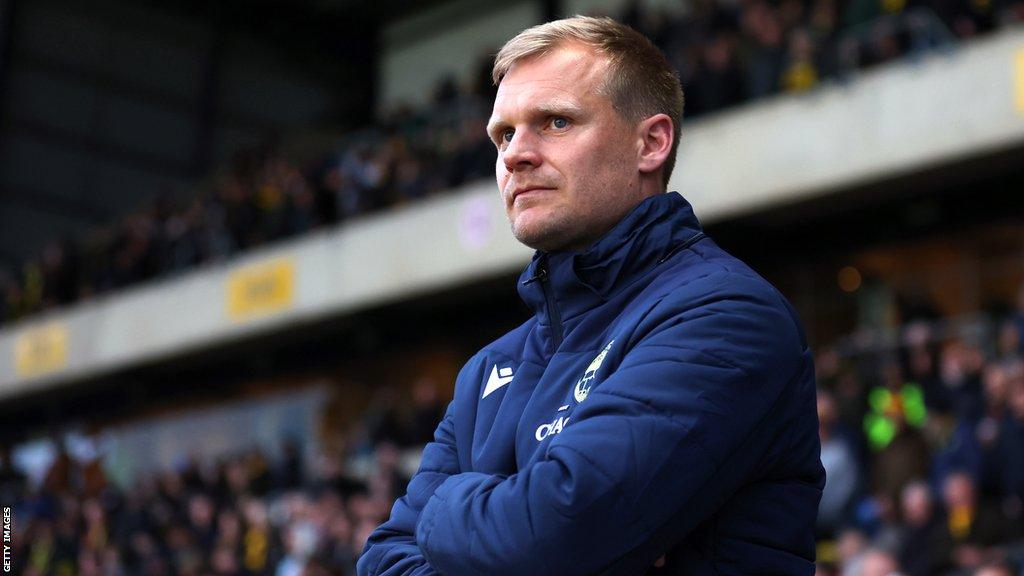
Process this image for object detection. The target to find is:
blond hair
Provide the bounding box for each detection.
[493,16,684,187]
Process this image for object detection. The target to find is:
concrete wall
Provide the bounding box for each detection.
[380,0,539,111]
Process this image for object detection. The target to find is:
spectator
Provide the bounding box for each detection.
[940,471,1019,571]
[866,360,930,498]
[1014,284,1024,356]
[687,32,746,117]
[940,339,986,422]
[276,438,305,491]
[741,0,786,98]
[996,320,1021,361]
[837,527,870,575]
[780,27,821,92]
[819,389,862,536]
[407,377,446,447]
[897,480,950,575]
[857,547,903,576]
[995,370,1024,523]
[903,322,948,413]
[973,561,1016,576]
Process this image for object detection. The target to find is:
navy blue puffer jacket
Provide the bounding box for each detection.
[359,192,824,576]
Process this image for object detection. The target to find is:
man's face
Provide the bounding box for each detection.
[488,44,644,252]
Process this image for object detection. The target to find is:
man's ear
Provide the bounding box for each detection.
[637,114,674,177]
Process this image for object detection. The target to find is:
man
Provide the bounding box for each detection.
[854,548,904,576]
[358,16,823,576]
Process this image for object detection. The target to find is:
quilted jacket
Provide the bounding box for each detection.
[358,192,824,575]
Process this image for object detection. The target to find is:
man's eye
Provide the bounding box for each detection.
[502,128,515,143]
[550,117,569,129]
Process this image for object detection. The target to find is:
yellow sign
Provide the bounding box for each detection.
[14,322,69,377]
[1016,48,1024,114]
[226,257,296,320]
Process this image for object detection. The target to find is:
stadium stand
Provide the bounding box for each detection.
[5,0,1024,328]
[7,301,1024,576]
[4,0,1024,575]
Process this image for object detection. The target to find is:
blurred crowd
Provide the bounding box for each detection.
[5,441,392,576]
[5,380,447,576]
[5,291,1024,576]
[0,114,495,327]
[5,0,1024,328]
[0,54,496,326]
[619,0,1024,116]
[811,287,1024,575]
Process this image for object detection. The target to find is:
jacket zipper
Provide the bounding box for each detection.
[522,258,564,348]
[519,232,704,352]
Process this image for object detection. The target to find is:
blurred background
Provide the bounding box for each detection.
[0,0,1023,574]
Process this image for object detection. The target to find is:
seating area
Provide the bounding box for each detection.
[6,0,1023,328]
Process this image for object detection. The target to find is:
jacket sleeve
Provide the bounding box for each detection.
[357,400,461,576]
[414,272,813,576]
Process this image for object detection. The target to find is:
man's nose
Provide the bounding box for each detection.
[502,130,541,172]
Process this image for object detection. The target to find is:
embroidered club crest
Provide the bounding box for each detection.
[574,340,614,403]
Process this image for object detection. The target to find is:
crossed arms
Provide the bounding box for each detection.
[358,274,805,576]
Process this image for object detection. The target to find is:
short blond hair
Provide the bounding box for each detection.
[493,16,684,187]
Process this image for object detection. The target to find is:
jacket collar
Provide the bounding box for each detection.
[517,192,705,324]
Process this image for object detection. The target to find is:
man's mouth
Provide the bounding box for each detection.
[511,186,554,202]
